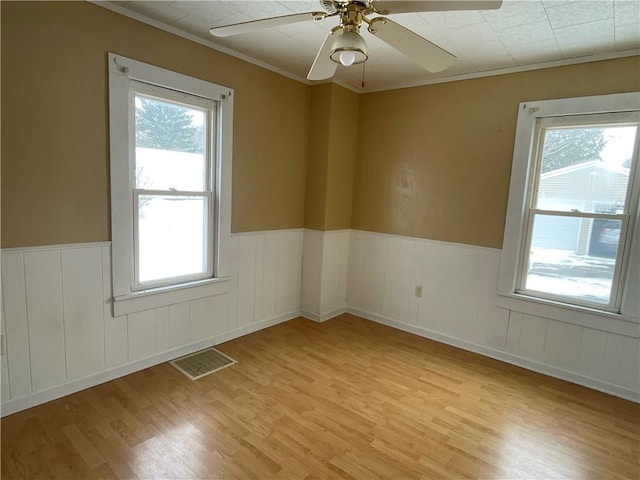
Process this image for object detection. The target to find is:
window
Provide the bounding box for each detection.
[133,84,214,288]
[108,54,233,316]
[498,93,640,324]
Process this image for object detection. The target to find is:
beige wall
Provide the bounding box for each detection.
[304,83,359,230]
[2,2,638,249]
[352,56,640,249]
[1,1,309,247]
[325,84,359,231]
[304,84,332,231]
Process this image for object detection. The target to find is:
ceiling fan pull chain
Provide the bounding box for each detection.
[362,61,366,88]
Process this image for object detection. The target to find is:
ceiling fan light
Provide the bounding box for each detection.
[339,50,356,66]
[329,30,368,66]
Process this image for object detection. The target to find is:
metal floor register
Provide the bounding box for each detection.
[170,347,237,380]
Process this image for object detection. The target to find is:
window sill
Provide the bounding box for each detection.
[495,292,640,338]
[113,277,231,317]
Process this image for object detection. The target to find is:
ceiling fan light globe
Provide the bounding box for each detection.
[329,30,368,66]
[339,50,356,66]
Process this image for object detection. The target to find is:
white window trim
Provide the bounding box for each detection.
[108,53,233,316]
[497,92,640,335]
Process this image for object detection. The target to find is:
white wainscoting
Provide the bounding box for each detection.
[301,229,349,322]
[0,229,303,416]
[347,230,640,402]
[2,227,638,415]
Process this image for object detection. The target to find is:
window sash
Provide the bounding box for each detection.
[132,190,214,290]
[528,113,639,216]
[517,211,630,311]
[130,81,218,195]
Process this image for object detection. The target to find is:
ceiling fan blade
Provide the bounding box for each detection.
[368,18,456,72]
[372,0,502,14]
[210,12,322,37]
[307,30,340,81]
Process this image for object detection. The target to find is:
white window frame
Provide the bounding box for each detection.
[108,53,232,316]
[497,92,640,336]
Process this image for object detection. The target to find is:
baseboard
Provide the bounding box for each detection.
[1,311,300,417]
[300,311,321,322]
[347,307,640,403]
[5,306,637,417]
[301,307,347,323]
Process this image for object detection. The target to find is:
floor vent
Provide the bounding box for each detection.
[170,347,236,380]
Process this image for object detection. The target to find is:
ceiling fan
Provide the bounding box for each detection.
[210,0,503,81]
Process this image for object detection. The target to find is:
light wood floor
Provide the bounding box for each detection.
[2,314,639,479]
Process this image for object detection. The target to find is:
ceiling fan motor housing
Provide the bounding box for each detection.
[321,0,371,15]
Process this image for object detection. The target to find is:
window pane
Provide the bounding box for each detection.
[535,126,636,213]
[523,214,621,305]
[135,95,207,191]
[137,195,208,284]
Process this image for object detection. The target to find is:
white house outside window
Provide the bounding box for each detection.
[108,54,233,316]
[498,93,640,325]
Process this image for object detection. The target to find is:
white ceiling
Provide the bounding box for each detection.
[102,0,640,91]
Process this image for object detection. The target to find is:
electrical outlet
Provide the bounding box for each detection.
[415,285,423,298]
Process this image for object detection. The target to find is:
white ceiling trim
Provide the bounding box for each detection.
[363,48,640,93]
[91,1,311,85]
[92,1,638,95]
[94,1,364,94]
[311,78,362,94]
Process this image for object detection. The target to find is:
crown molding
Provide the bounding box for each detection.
[360,49,640,94]
[90,1,312,86]
[94,0,362,94]
[91,2,638,95]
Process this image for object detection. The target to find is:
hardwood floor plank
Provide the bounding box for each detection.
[60,424,105,469]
